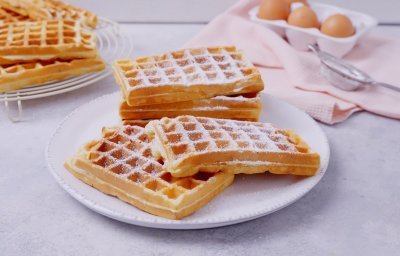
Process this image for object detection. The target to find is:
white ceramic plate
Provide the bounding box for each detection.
[46,92,330,229]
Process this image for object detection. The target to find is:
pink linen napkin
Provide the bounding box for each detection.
[184,0,400,124]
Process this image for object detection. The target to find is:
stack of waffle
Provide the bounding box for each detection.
[66,116,321,219]
[113,46,264,125]
[0,0,104,92]
[65,45,321,220]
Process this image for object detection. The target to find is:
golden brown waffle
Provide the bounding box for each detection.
[119,93,262,122]
[147,116,321,177]
[65,125,234,220]
[0,7,29,24]
[122,119,153,127]
[0,20,97,65]
[113,46,264,106]
[0,0,28,17]
[0,0,97,28]
[122,117,260,128]
[0,57,105,92]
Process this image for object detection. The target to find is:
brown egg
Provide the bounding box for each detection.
[258,0,290,20]
[321,14,355,38]
[286,0,308,5]
[288,6,320,28]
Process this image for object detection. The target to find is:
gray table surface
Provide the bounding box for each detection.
[1,24,399,256]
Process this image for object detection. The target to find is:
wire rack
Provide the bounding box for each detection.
[1,17,133,122]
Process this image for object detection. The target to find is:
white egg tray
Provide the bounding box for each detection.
[249,2,377,58]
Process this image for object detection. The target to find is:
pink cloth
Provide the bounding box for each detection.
[185,0,400,124]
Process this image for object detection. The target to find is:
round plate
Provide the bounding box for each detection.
[46,92,330,229]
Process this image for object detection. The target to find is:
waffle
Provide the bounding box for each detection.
[119,93,262,122]
[122,119,154,127]
[65,125,234,220]
[0,20,97,65]
[0,7,29,24]
[0,0,28,17]
[122,118,261,128]
[113,46,264,106]
[0,0,97,28]
[147,116,321,177]
[0,57,105,92]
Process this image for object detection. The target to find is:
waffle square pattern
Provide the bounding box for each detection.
[0,20,97,65]
[0,7,29,24]
[0,0,97,28]
[148,116,321,177]
[30,0,97,28]
[65,125,234,220]
[113,46,264,106]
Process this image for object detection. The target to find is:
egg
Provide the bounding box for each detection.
[321,14,355,38]
[287,6,320,28]
[258,0,290,20]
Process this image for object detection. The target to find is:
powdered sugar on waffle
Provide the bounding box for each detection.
[191,106,230,111]
[157,116,298,159]
[80,125,230,206]
[212,94,260,102]
[119,46,255,89]
[0,20,95,49]
[89,126,163,181]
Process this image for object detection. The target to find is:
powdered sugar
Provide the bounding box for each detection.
[90,126,164,181]
[116,46,256,90]
[191,106,230,111]
[86,125,223,199]
[156,116,299,159]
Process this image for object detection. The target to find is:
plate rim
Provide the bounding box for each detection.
[45,92,330,229]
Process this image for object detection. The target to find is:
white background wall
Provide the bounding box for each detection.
[68,0,400,24]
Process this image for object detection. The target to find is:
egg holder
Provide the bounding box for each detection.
[249,2,377,58]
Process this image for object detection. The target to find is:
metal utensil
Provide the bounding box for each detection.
[308,44,400,92]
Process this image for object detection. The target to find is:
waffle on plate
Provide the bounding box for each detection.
[65,125,234,220]
[119,93,262,123]
[113,46,264,106]
[147,116,321,177]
